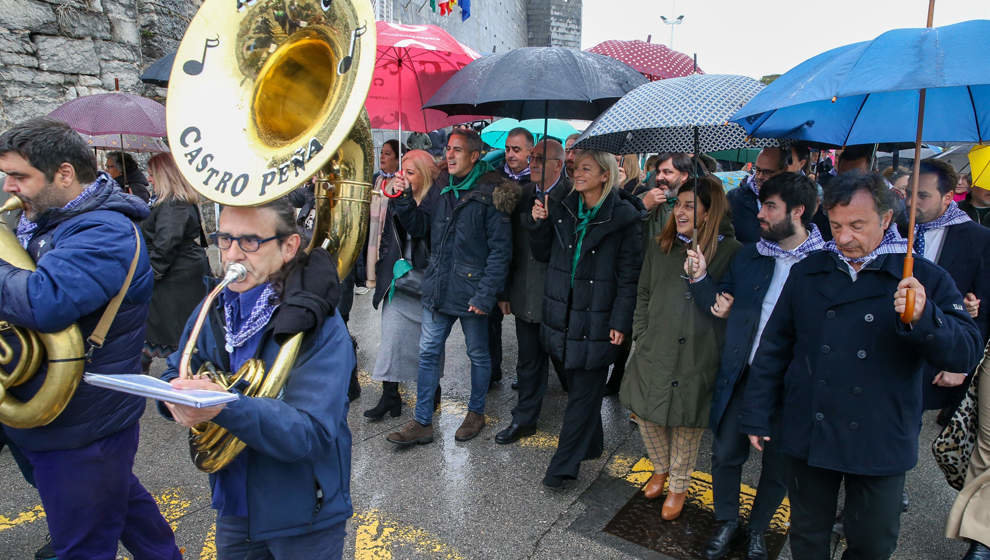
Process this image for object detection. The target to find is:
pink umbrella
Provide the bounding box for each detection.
[47,92,166,136]
[80,133,168,153]
[587,39,702,82]
[367,22,485,134]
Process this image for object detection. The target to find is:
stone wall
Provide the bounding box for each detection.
[0,0,198,131]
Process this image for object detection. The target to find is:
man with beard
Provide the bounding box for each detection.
[908,159,990,423]
[728,147,788,244]
[641,152,691,242]
[686,173,823,560]
[740,171,982,559]
[564,133,581,178]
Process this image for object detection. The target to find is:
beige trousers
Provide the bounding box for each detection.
[946,341,990,547]
[637,417,705,493]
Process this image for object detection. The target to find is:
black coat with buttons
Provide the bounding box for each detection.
[689,244,777,431]
[529,187,644,371]
[739,251,983,476]
[619,228,741,427]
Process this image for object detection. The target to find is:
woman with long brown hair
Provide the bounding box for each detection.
[619,174,741,520]
[141,153,209,371]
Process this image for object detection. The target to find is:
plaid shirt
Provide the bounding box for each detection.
[756,223,826,259]
[16,172,112,248]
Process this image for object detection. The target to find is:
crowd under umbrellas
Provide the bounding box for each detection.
[11,6,990,560]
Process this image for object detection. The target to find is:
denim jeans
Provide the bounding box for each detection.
[415,307,491,425]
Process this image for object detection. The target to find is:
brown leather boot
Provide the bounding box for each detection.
[454,411,485,441]
[643,472,668,499]
[386,421,433,447]
[661,490,687,520]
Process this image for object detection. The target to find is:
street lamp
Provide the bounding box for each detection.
[660,14,684,49]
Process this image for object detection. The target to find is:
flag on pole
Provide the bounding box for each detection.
[461,0,471,20]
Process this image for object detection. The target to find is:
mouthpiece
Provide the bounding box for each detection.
[224,263,247,283]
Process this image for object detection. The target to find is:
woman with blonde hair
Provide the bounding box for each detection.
[365,149,442,419]
[141,153,209,371]
[619,174,741,520]
[530,149,645,487]
[619,154,642,194]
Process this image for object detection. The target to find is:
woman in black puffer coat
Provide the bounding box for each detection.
[529,149,644,487]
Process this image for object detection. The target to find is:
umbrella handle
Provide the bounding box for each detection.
[900,255,914,324]
[382,172,404,199]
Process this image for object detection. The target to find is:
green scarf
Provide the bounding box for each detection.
[570,192,606,287]
[387,258,414,303]
[440,160,494,199]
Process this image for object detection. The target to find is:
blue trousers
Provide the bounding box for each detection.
[415,308,491,425]
[216,516,345,560]
[22,423,181,560]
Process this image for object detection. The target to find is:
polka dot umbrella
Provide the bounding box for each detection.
[587,39,702,82]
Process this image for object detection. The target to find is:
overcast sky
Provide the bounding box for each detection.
[581,0,990,80]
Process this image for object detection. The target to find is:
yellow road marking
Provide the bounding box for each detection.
[516,430,559,450]
[0,504,45,532]
[155,487,193,531]
[200,523,217,560]
[354,509,465,560]
[607,455,791,532]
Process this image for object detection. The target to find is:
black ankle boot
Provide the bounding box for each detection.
[364,382,401,420]
[347,366,361,402]
[434,385,442,411]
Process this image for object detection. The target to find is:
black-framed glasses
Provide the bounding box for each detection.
[753,166,778,177]
[209,233,283,253]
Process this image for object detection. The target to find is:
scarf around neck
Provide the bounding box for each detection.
[914,201,971,255]
[503,162,530,182]
[441,160,494,199]
[16,172,111,248]
[224,283,279,352]
[824,223,907,266]
[571,193,606,286]
[756,223,826,260]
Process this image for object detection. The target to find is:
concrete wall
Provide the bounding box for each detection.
[527,0,582,48]
[391,0,528,55]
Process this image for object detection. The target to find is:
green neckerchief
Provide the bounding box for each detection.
[440,160,494,199]
[387,258,414,303]
[570,192,606,287]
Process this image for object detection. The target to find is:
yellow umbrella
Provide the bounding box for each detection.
[969,144,990,190]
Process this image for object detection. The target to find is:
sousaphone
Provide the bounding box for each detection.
[167,0,376,472]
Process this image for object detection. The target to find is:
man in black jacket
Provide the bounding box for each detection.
[907,159,990,420]
[688,173,823,560]
[494,139,569,445]
[740,172,982,559]
[727,147,787,244]
[386,129,518,445]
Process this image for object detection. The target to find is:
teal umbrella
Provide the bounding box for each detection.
[481,118,579,149]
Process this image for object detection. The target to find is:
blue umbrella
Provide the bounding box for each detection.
[574,74,777,154]
[731,12,990,323]
[730,19,990,146]
[480,118,579,149]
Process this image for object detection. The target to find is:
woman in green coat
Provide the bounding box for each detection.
[619,175,741,521]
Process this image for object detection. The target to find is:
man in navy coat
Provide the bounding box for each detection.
[740,171,982,559]
[688,172,823,560]
[905,159,990,418]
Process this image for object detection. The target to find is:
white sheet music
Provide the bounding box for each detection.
[84,373,238,409]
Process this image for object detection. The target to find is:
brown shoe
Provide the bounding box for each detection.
[386,421,433,447]
[661,491,687,520]
[454,411,486,441]
[643,472,668,499]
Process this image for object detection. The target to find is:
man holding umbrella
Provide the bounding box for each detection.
[740,171,982,559]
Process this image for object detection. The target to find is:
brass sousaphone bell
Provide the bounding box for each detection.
[167,0,376,472]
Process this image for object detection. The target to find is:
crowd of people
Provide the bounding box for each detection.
[1,114,990,560]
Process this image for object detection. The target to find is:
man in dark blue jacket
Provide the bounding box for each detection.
[688,172,823,560]
[0,118,180,560]
[740,172,983,560]
[905,159,990,419]
[163,199,354,558]
[387,128,518,445]
[727,147,787,244]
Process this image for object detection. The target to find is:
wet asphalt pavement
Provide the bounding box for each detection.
[0,289,972,559]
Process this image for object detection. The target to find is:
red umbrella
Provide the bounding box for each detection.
[367,22,485,133]
[587,39,702,81]
[47,92,166,136]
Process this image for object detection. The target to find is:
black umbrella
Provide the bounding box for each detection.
[140,51,175,87]
[422,47,647,121]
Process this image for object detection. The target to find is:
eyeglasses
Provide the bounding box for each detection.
[753,166,779,177]
[210,233,283,253]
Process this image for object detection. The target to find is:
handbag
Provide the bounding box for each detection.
[388,216,424,301]
[932,367,981,491]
